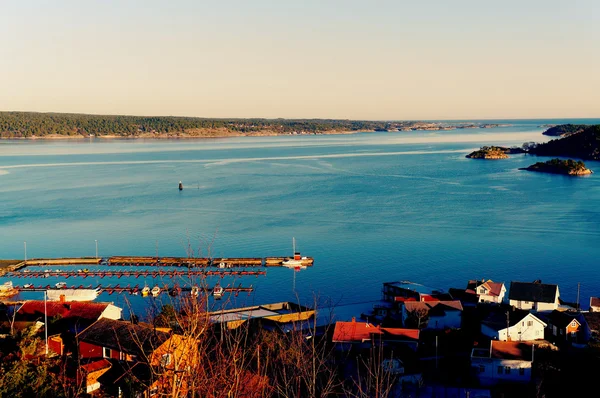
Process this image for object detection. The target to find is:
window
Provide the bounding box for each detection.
[160,353,172,367]
[527,321,533,326]
[497,366,503,375]
[504,366,511,374]
[519,368,525,376]
[103,347,111,358]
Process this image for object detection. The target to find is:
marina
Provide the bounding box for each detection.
[11,284,254,296]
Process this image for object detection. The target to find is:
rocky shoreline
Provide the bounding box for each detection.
[519,159,593,176]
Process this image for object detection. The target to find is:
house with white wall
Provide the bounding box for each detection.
[481,309,546,342]
[508,281,560,312]
[467,279,506,304]
[471,341,534,386]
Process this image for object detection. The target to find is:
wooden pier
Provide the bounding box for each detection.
[6,270,266,279]
[1,255,314,272]
[15,284,254,296]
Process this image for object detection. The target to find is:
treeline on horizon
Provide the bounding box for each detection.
[0,111,403,137]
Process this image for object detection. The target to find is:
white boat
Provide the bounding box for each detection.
[0,281,17,297]
[282,237,307,269]
[218,261,227,269]
[55,282,67,289]
[212,284,224,299]
[23,283,33,289]
[151,286,161,297]
[47,288,99,302]
[142,285,150,297]
[190,285,200,297]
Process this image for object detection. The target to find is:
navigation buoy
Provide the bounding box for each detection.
[178,181,183,191]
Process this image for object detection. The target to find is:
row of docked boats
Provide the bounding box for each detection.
[139,284,224,299]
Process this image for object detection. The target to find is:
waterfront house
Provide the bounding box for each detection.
[401,300,463,330]
[480,308,546,342]
[332,318,420,351]
[467,279,506,304]
[590,297,600,312]
[542,310,590,346]
[207,302,315,330]
[471,341,534,386]
[508,281,560,312]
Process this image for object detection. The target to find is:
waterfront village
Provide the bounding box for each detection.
[2,275,600,397]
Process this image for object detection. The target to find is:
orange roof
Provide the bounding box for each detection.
[403,300,463,313]
[332,321,419,343]
[81,358,112,374]
[491,341,533,361]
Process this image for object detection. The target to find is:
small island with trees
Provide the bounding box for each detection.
[465,146,525,159]
[519,158,592,176]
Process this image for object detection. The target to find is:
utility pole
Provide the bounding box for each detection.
[506,311,510,341]
[435,335,438,369]
[24,241,27,262]
[44,290,49,356]
[577,282,581,311]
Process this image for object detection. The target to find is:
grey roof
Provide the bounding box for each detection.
[77,318,170,356]
[509,281,558,303]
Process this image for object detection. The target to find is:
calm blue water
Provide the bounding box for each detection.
[1,119,600,318]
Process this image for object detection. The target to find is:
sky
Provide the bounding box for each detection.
[0,0,598,120]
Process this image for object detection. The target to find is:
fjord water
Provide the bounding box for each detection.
[1,120,600,316]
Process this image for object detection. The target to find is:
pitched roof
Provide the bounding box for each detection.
[590,297,600,308]
[77,318,170,356]
[545,310,582,329]
[16,301,111,322]
[491,341,533,361]
[509,281,558,303]
[467,280,504,297]
[80,358,112,374]
[481,309,544,331]
[332,321,419,343]
[403,300,463,315]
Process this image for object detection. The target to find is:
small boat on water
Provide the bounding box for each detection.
[23,283,33,289]
[55,282,67,289]
[218,261,227,269]
[190,285,200,297]
[212,284,224,299]
[142,285,150,297]
[168,286,181,297]
[179,181,183,191]
[151,286,161,297]
[282,237,307,269]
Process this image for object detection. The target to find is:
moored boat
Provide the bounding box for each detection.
[212,284,224,299]
[0,281,18,298]
[282,237,307,269]
[151,285,161,297]
[47,288,99,302]
[190,285,200,297]
[142,285,150,297]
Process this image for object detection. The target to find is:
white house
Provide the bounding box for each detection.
[467,279,506,304]
[402,300,463,330]
[508,281,560,312]
[481,310,546,342]
[471,341,534,386]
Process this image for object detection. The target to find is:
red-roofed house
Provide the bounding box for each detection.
[332,319,420,351]
[401,301,463,330]
[15,300,122,334]
[78,359,112,394]
[471,341,534,385]
[467,279,506,304]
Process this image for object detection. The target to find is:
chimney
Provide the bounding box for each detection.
[59,294,66,303]
[351,317,356,323]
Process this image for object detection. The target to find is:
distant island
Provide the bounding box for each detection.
[542,124,588,137]
[519,158,592,176]
[0,111,510,139]
[465,146,525,159]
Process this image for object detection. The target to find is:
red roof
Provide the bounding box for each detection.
[591,297,600,308]
[17,301,110,321]
[81,358,112,374]
[491,341,533,361]
[332,321,419,343]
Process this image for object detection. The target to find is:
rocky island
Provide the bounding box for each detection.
[531,125,600,160]
[519,158,592,176]
[465,146,525,159]
[542,124,588,137]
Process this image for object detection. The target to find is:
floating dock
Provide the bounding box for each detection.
[6,270,266,279]
[15,284,254,296]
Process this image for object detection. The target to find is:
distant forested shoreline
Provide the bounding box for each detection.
[0,111,506,139]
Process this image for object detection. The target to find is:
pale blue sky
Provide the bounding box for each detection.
[1,0,598,119]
